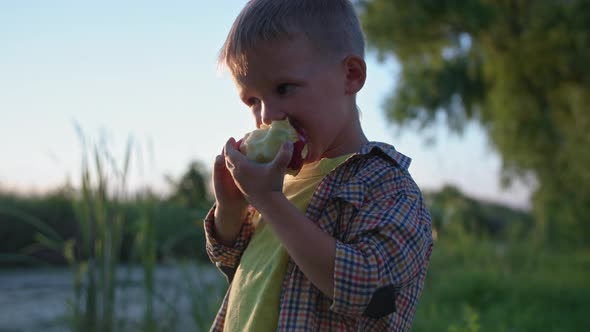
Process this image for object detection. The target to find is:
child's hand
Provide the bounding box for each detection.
[223,137,293,209]
[212,145,249,223]
[211,143,252,246]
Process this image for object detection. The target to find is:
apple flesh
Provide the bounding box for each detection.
[236,119,308,175]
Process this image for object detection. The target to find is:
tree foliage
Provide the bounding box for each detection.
[358,0,590,246]
[166,161,213,211]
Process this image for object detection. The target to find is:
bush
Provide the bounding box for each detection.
[0,188,211,267]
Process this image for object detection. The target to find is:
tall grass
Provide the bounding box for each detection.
[133,195,158,331]
[63,131,225,331]
[413,222,590,332]
[65,130,132,332]
[0,130,226,331]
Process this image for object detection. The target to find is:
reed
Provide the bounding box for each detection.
[131,193,158,331]
[65,129,225,331]
[64,129,132,332]
[0,129,227,331]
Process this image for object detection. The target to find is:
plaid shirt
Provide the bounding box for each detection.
[204,142,433,332]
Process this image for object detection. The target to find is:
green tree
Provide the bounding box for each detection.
[358,0,590,246]
[167,161,212,211]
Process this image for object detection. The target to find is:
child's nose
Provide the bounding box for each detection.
[260,103,286,125]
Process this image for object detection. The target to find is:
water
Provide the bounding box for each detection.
[0,264,225,332]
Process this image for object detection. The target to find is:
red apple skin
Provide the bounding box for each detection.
[288,136,306,172]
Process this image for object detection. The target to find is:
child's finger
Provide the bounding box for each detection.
[213,154,227,173]
[223,137,237,156]
[272,141,293,172]
[224,138,248,171]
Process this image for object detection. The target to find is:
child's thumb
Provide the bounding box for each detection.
[273,141,294,171]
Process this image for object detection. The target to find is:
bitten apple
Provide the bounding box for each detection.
[235,119,308,175]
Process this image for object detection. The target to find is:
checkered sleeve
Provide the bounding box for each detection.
[330,192,433,318]
[203,205,255,281]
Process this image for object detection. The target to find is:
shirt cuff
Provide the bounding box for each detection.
[203,205,254,269]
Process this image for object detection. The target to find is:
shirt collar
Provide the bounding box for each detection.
[358,141,412,170]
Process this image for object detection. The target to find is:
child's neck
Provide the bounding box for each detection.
[323,121,368,158]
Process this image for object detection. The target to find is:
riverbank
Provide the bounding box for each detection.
[0,264,224,332]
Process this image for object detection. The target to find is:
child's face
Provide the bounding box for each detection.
[232,37,361,162]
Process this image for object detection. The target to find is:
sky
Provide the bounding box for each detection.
[0,0,532,208]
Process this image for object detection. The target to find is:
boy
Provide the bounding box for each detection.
[204,0,433,331]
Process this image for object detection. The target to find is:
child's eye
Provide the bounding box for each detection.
[276,84,293,96]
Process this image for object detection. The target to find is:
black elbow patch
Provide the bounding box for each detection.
[363,285,399,318]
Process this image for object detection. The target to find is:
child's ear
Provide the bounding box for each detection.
[343,55,366,95]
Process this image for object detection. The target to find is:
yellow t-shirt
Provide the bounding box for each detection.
[223,154,352,332]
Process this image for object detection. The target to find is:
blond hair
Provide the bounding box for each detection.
[219,0,365,76]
